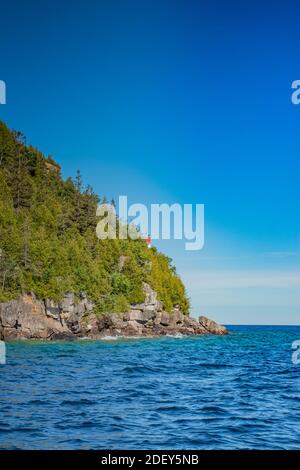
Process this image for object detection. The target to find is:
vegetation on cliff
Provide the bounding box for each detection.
[0,121,189,314]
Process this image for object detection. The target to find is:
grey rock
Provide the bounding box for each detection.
[0,284,228,341]
[0,294,65,340]
[131,282,163,313]
[50,331,77,341]
[159,312,171,327]
[45,299,61,321]
[198,316,228,335]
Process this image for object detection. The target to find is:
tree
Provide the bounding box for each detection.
[0,120,190,314]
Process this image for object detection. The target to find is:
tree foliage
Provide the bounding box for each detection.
[0,121,190,314]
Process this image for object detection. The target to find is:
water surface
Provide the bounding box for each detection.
[0,325,300,449]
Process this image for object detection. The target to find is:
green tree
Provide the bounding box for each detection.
[0,121,190,315]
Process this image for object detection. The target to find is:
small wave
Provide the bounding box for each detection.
[57,421,96,430]
[280,394,300,402]
[196,362,233,369]
[26,399,45,405]
[200,405,228,414]
[54,354,75,359]
[272,367,299,375]
[99,335,146,341]
[100,336,120,341]
[61,399,96,406]
[121,364,157,374]
[156,405,187,413]
[9,427,42,434]
[2,325,300,450]
[165,333,185,338]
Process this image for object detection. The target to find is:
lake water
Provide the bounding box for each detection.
[0,325,300,449]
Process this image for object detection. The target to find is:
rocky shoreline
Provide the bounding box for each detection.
[0,283,227,341]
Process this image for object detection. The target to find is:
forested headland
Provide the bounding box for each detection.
[0,121,189,315]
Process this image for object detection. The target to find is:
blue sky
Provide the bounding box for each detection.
[0,0,299,324]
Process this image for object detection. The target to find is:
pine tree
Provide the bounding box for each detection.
[0,121,190,314]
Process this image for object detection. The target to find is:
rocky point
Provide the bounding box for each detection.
[0,283,227,340]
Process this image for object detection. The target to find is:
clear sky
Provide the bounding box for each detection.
[0,0,299,324]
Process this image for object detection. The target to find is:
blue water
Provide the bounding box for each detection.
[0,325,300,450]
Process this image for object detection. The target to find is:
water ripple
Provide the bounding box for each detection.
[0,325,300,449]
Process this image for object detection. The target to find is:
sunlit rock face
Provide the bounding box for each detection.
[0,284,227,341]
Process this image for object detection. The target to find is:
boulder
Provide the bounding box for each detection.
[0,295,65,340]
[131,283,163,313]
[50,331,77,341]
[59,292,95,333]
[123,310,156,323]
[159,312,172,327]
[198,316,227,335]
[45,299,61,321]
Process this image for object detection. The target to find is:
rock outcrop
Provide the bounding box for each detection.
[0,284,227,340]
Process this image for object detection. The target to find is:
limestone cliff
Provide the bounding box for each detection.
[0,283,227,341]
